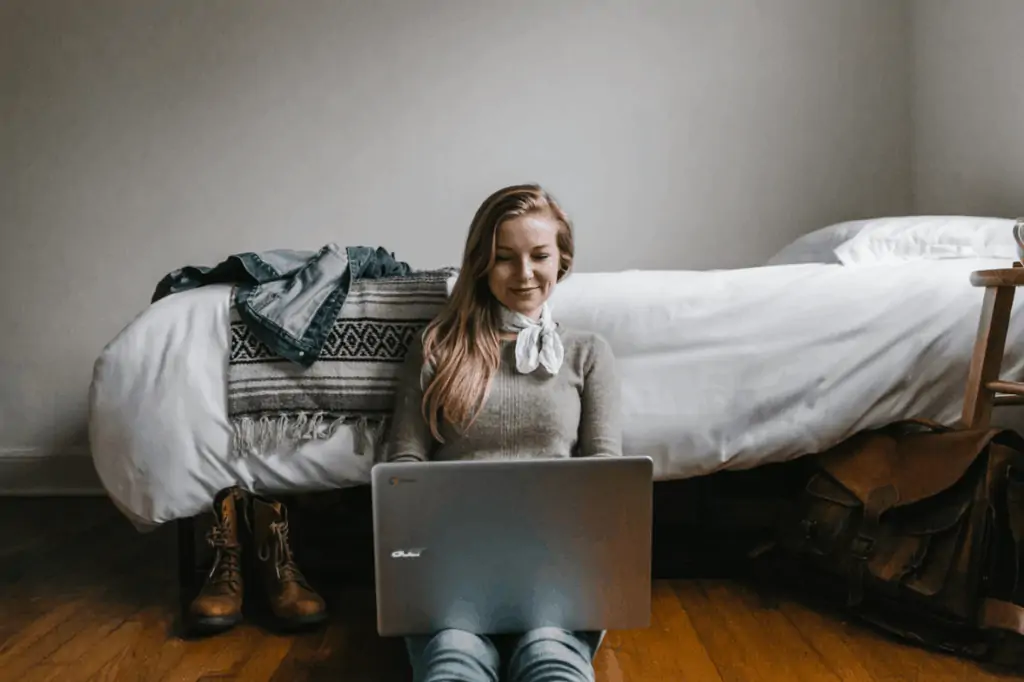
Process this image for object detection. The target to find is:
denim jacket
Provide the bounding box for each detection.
[152,244,412,366]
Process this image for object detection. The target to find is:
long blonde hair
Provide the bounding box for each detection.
[420,184,574,440]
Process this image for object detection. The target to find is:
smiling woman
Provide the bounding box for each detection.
[419,184,580,442]
[381,183,622,681]
[488,209,571,321]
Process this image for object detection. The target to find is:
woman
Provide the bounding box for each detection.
[384,183,622,681]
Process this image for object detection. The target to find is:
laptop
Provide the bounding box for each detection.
[371,455,654,637]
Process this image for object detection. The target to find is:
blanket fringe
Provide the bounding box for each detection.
[230,412,390,459]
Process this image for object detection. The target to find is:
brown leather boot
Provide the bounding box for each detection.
[251,494,327,629]
[187,487,246,634]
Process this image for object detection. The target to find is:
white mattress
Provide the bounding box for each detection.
[88,259,1024,529]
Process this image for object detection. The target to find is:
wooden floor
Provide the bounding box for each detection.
[1,497,1021,681]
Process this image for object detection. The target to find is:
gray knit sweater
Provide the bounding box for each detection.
[384,328,623,463]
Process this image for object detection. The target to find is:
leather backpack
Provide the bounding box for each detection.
[751,419,1024,667]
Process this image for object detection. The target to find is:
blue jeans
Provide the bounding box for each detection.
[404,628,605,681]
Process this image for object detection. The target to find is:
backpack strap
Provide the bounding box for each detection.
[1004,465,1024,604]
[981,599,1024,636]
[980,463,1024,635]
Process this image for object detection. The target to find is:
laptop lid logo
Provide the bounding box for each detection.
[391,548,425,559]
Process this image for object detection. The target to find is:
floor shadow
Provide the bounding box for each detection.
[0,496,179,611]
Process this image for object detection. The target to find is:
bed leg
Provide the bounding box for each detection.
[177,516,197,615]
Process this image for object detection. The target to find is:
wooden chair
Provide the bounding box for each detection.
[961,263,1024,428]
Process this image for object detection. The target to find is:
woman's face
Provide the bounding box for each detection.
[487,212,562,320]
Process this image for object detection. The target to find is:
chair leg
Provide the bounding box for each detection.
[962,286,1016,429]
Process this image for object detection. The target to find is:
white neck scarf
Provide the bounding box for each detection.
[498,302,565,376]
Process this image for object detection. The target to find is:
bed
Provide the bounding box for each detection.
[87,216,1024,530]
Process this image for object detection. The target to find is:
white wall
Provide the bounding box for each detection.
[912,0,1024,215]
[0,0,911,483]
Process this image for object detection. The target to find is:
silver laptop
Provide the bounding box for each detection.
[371,456,653,637]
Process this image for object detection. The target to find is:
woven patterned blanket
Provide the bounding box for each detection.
[227,268,454,457]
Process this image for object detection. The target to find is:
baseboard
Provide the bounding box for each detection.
[0,448,106,496]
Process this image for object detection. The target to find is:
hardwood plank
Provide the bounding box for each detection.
[311,588,411,681]
[778,599,907,682]
[701,579,843,682]
[265,626,335,682]
[0,597,95,676]
[671,580,769,682]
[772,585,1015,682]
[624,580,722,682]
[154,626,259,682]
[597,582,717,682]
[89,647,138,682]
[14,664,67,682]
[88,607,185,682]
[45,618,145,682]
[229,633,294,682]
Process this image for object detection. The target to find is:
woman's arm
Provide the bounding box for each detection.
[383,334,435,463]
[577,334,623,458]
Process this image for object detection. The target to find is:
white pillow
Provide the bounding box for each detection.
[833,216,1019,265]
[765,220,871,265]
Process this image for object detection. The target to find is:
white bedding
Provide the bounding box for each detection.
[88,259,1024,529]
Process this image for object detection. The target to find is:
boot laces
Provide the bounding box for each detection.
[259,520,308,585]
[205,524,241,587]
